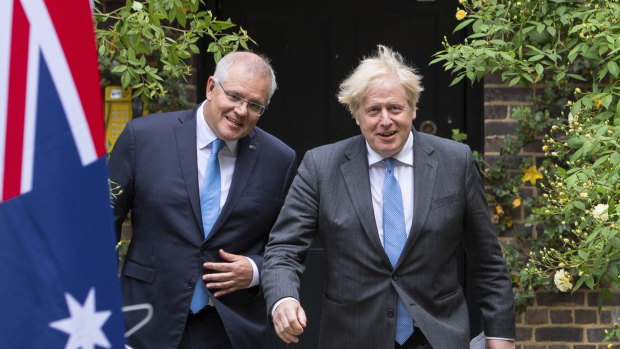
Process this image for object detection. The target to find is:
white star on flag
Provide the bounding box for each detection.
[49,288,112,349]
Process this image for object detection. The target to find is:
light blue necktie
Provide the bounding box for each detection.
[383,158,414,345]
[190,139,225,313]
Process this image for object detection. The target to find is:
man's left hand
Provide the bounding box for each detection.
[203,249,252,297]
[486,339,515,349]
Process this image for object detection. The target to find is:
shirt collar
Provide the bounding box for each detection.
[196,101,238,154]
[366,131,414,167]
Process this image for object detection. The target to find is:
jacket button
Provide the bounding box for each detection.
[392,275,398,281]
[200,248,207,255]
[187,279,196,289]
[387,309,394,317]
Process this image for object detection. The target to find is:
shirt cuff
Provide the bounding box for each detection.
[486,337,514,341]
[271,297,299,317]
[245,256,259,288]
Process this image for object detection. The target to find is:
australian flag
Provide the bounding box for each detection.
[0,0,126,348]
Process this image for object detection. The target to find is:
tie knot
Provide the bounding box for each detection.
[385,158,396,172]
[211,139,225,155]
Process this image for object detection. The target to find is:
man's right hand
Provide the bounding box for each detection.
[272,299,307,344]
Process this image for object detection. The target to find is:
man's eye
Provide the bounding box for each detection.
[228,93,242,102]
[248,103,261,113]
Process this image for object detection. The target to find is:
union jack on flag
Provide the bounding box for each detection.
[0,0,125,347]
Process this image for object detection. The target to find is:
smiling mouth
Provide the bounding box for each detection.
[226,116,242,126]
[378,131,397,137]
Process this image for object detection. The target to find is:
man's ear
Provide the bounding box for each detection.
[205,76,216,100]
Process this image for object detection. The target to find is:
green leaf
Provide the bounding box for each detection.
[608,61,619,77]
[535,63,544,76]
[566,136,583,149]
[213,20,236,30]
[611,152,620,166]
[529,54,544,62]
[584,275,594,289]
[566,174,577,188]
[454,18,475,33]
[566,73,586,81]
[592,155,609,169]
[602,94,613,109]
[509,76,521,86]
[121,71,131,88]
[449,73,466,86]
[574,276,585,291]
[536,23,545,34]
[111,65,128,73]
[207,42,219,53]
[573,201,585,210]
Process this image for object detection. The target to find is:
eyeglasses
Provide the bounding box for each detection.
[216,81,267,117]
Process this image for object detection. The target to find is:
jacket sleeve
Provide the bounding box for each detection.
[107,121,136,242]
[461,147,516,339]
[261,150,319,314]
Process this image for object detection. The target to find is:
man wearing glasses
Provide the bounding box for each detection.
[108,51,297,349]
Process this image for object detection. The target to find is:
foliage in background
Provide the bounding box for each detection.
[432,0,620,330]
[95,0,255,112]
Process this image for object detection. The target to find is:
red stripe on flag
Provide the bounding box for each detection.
[44,0,106,157]
[3,0,30,201]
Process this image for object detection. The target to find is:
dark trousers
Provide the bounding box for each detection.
[395,328,433,349]
[179,307,233,349]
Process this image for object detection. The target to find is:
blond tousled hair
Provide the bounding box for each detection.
[337,45,424,119]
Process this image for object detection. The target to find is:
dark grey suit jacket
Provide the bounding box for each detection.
[109,108,297,349]
[262,129,515,348]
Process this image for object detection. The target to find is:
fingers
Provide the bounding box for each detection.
[273,301,306,344]
[218,248,240,261]
[202,251,253,297]
[297,305,307,328]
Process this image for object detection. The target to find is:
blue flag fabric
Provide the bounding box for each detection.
[0,0,125,347]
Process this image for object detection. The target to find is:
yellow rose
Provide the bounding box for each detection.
[456,9,467,20]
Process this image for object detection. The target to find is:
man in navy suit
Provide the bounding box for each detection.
[108,51,297,349]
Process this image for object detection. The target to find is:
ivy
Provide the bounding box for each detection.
[438,0,620,332]
[95,0,255,112]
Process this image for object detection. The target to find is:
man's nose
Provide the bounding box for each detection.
[379,109,391,126]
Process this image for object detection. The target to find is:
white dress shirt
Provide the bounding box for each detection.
[366,131,414,245]
[196,103,259,287]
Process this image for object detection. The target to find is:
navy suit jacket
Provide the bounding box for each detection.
[108,107,297,349]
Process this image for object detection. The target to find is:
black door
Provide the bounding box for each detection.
[198,1,483,347]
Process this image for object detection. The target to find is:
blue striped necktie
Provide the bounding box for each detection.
[383,158,414,345]
[190,139,225,313]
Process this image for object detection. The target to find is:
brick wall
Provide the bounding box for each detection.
[483,73,620,348]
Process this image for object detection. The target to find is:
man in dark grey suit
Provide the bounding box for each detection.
[261,45,515,348]
[109,52,296,348]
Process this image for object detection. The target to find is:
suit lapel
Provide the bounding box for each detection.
[398,130,437,266]
[341,136,393,267]
[174,108,202,233]
[207,130,259,239]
